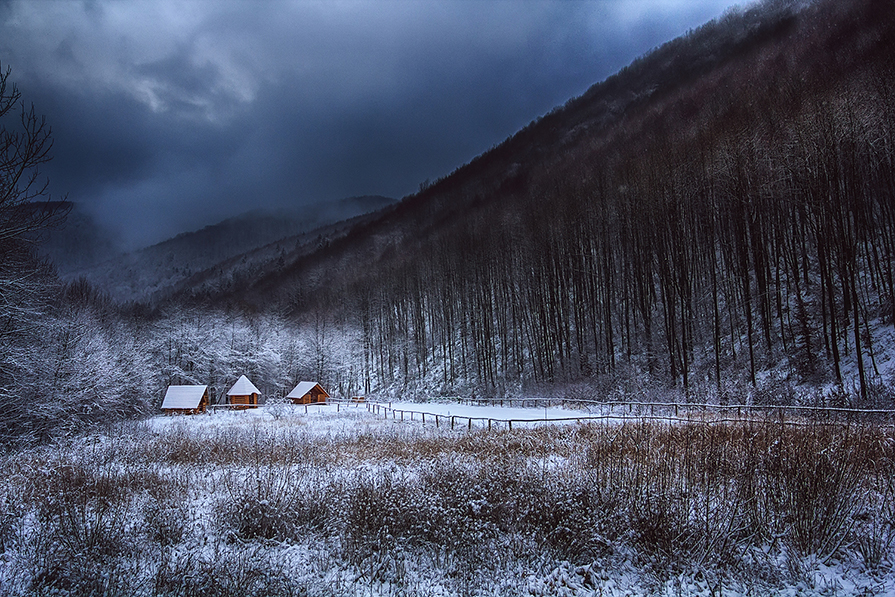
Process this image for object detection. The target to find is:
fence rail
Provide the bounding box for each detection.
[457,396,895,416]
[364,400,895,430]
[199,397,895,429]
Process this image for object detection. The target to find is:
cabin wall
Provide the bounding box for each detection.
[289,394,312,405]
[289,388,327,405]
[165,407,201,415]
[229,393,259,409]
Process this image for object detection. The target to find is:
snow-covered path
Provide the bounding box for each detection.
[370,400,606,427]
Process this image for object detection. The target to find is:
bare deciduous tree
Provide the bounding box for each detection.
[0,63,68,244]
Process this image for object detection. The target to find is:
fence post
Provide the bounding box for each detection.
[509,420,513,431]
[451,416,455,429]
[468,418,472,430]
[488,419,491,430]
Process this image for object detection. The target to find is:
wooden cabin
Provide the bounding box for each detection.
[286,381,329,405]
[161,385,209,415]
[227,375,261,409]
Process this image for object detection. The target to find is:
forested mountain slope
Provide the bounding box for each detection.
[58,195,394,303]
[188,0,895,400]
[161,201,399,305]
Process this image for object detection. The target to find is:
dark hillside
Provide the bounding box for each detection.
[62,195,394,303]
[179,0,895,399]
[162,201,399,305]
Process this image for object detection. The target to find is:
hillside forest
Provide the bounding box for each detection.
[2,0,895,444]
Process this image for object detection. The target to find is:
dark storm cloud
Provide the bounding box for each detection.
[0,0,738,248]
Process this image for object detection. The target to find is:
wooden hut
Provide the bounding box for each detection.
[227,375,261,409]
[286,381,329,405]
[161,385,209,415]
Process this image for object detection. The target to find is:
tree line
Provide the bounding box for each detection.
[316,0,895,400]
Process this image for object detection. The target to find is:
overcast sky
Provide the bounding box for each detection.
[1,0,738,249]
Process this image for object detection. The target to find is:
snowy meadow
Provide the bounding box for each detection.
[1,403,894,596]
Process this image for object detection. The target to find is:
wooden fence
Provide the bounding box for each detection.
[201,396,895,429]
[364,399,895,430]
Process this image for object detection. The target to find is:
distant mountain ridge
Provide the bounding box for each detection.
[156,202,399,305]
[44,195,394,302]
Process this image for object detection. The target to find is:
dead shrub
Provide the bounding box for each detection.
[218,466,298,543]
[153,549,303,597]
[519,471,616,563]
[341,470,421,557]
[145,501,188,547]
[856,501,895,570]
[27,553,138,597]
[140,421,208,465]
[140,465,192,546]
[772,426,864,560]
[288,472,337,534]
[0,459,28,554]
[222,498,294,544]
[32,458,136,559]
[753,374,798,406]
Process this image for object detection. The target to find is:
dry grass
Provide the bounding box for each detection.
[0,411,892,595]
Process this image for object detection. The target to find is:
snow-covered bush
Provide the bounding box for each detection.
[1,408,894,595]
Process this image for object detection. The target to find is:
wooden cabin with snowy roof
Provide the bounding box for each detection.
[227,375,261,409]
[286,381,329,405]
[161,385,209,415]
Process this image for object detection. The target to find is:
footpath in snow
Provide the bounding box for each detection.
[370,400,608,427]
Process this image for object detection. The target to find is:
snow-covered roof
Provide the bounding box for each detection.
[161,385,208,410]
[227,375,261,396]
[286,381,328,399]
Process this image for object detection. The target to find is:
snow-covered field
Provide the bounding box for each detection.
[2,403,894,596]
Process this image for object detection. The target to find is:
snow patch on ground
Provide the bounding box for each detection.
[5,403,895,596]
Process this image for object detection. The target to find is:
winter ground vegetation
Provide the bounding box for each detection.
[1,405,893,596]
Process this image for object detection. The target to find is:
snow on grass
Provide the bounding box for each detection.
[3,403,895,596]
[381,400,599,426]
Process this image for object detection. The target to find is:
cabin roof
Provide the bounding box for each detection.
[286,381,329,399]
[228,375,260,396]
[161,385,208,410]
